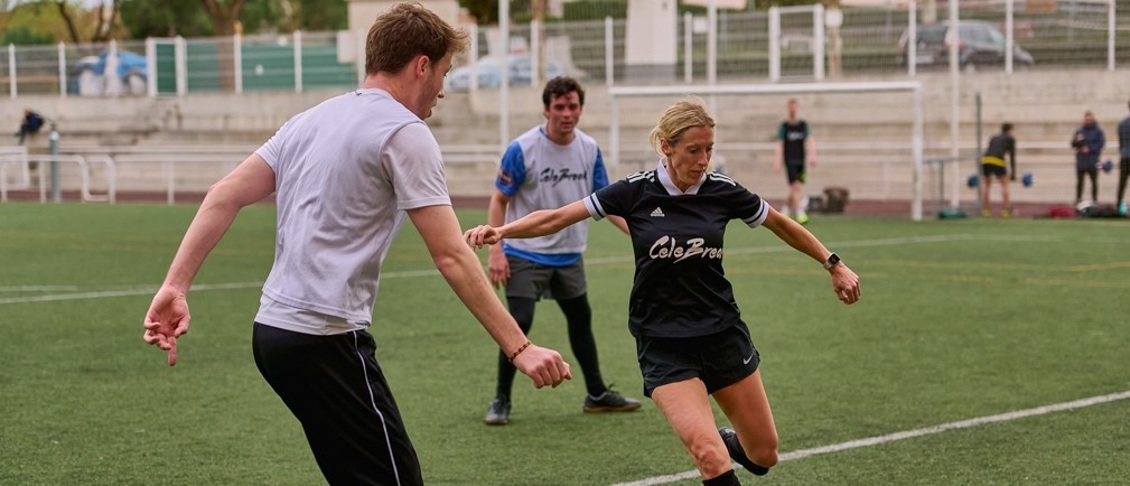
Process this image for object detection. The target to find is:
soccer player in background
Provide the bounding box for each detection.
[482,76,640,425]
[466,98,861,485]
[1117,100,1130,216]
[980,123,1017,218]
[142,4,571,484]
[773,98,817,224]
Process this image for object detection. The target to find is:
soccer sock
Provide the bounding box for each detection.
[702,470,740,486]
[721,428,770,476]
[558,294,607,397]
[742,462,770,476]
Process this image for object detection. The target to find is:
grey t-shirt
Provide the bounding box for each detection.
[254,88,450,335]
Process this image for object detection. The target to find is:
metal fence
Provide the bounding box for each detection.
[1,0,1123,99]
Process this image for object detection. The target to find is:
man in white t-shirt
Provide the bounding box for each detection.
[141,4,571,485]
[482,76,639,426]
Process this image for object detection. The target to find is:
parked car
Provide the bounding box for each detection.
[70,50,148,96]
[897,20,1034,71]
[445,55,565,92]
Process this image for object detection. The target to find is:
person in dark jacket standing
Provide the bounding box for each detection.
[15,109,44,145]
[1070,111,1105,205]
[980,123,1017,218]
[1116,101,1130,215]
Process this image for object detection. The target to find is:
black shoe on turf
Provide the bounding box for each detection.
[583,387,642,413]
[484,397,510,425]
[719,427,769,476]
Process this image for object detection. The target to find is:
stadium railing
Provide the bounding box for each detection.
[2,1,1124,98]
[0,153,114,203]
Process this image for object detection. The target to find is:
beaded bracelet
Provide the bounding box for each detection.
[508,340,532,362]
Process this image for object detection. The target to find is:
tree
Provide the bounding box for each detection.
[291,0,346,31]
[1,1,76,45]
[199,0,247,36]
[53,0,120,43]
[119,0,214,38]
[460,0,497,24]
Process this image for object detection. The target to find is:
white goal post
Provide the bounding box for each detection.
[608,81,926,221]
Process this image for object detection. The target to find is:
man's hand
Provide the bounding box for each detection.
[142,286,191,366]
[464,225,502,248]
[487,246,510,289]
[510,344,572,388]
[829,264,861,305]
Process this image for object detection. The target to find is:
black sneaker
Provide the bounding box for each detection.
[484,397,510,425]
[583,387,642,413]
[719,427,768,476]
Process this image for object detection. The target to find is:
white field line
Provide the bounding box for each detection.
[610,390,1130,486]
[0,233,1094,306]
[0,285,80,292]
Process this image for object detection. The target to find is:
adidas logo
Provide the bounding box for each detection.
[650,207,665,217]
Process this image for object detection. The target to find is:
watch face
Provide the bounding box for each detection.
[824,253,840,269]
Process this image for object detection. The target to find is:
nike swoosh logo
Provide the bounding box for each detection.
[742,350,756,365]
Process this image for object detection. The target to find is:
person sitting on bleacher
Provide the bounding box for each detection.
[15,109,45,145]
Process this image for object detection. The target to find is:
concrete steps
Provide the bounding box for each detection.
[4,68,1126,208]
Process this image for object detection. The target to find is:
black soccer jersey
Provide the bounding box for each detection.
[584,161,770,338]
[777,120,809,164]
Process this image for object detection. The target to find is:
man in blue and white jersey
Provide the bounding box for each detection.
[483,76,640,425]
[142,4,571,485]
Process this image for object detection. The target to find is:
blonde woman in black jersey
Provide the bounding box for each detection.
[466,98,860,485]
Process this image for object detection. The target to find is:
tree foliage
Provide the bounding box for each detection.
[0,0,75,44]
[459,0,497,24]
[0,25,55,45]
[119,0,213,37]
[116,0,345,38]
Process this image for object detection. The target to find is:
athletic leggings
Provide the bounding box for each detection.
[1118,157,1130,205]
[494,294,607,399]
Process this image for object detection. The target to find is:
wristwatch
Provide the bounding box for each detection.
[822,252,841,270]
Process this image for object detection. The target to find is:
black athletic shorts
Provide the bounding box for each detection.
[252,323,424,486]
[635,324,760,398]
[981,163,1007,178]
[504,255,587,301]
[785,161,806,184]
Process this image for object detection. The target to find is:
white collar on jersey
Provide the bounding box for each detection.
[657,158,705,196]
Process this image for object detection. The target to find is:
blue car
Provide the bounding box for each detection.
[70,50,148,96]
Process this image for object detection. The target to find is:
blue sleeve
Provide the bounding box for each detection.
[495,141,526,197]
[1094,129,1105,152]
[592,148,609,190]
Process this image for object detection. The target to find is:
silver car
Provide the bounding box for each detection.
[445,55,566,92]
[897,20,1034,71]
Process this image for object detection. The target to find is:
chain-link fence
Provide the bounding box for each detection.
[1,0,1124,98]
